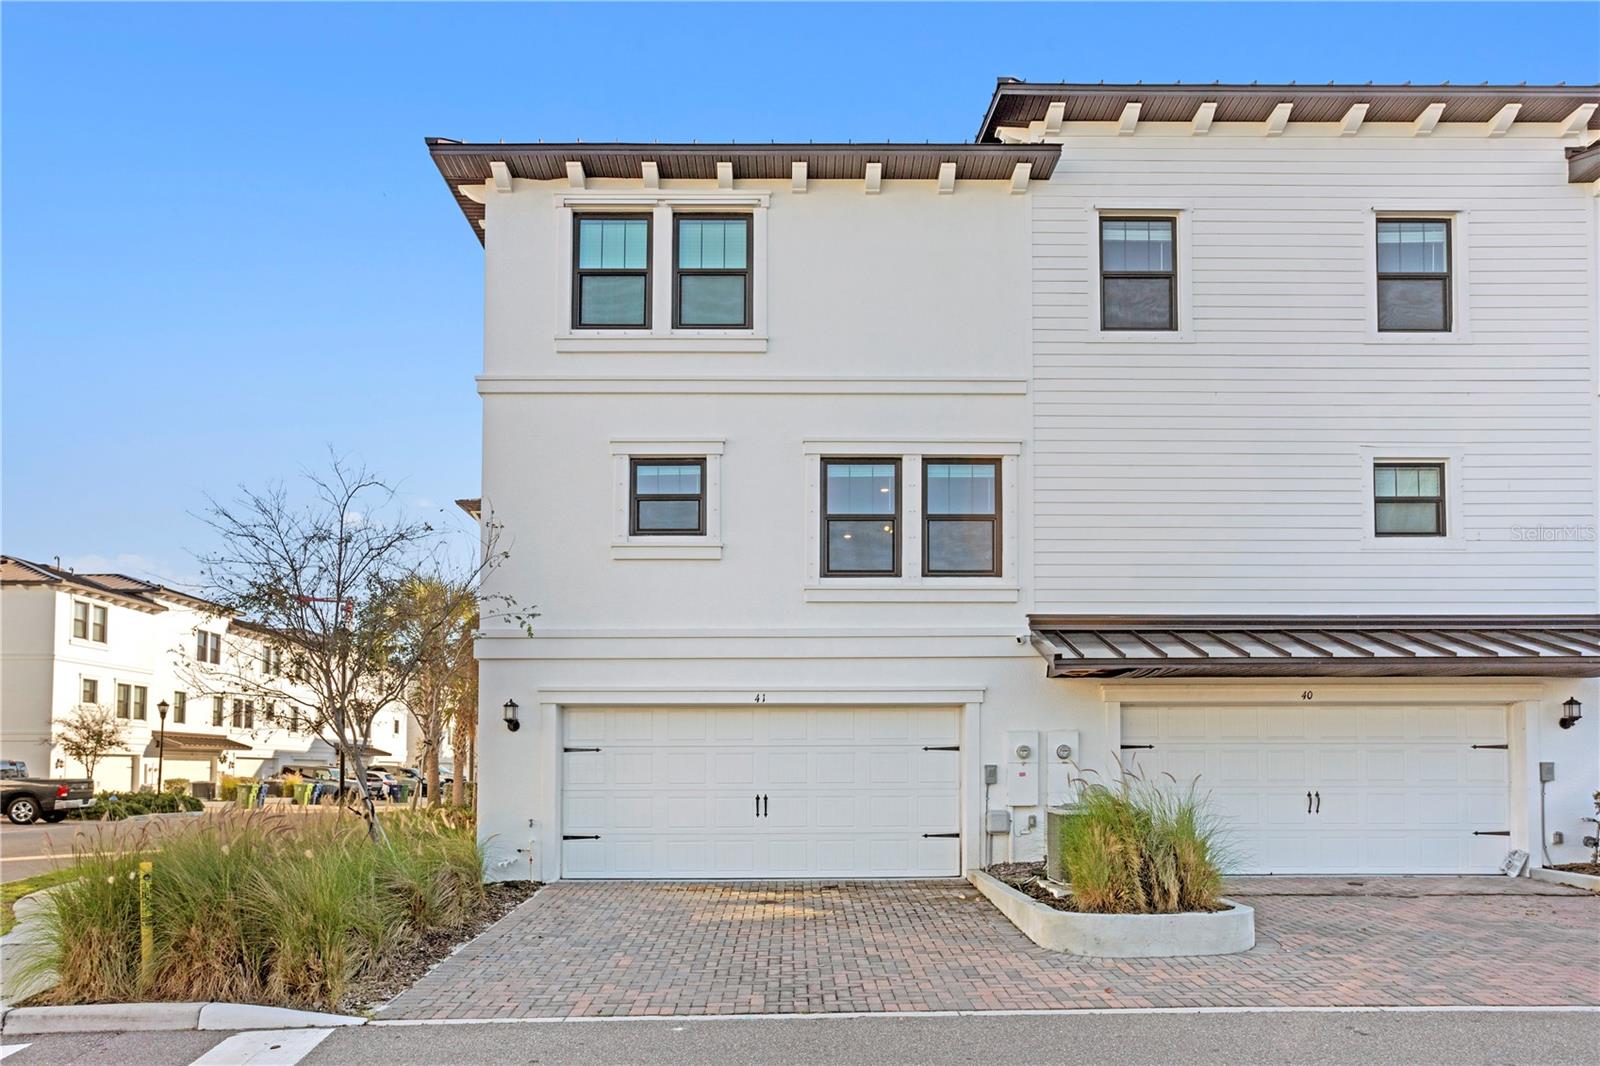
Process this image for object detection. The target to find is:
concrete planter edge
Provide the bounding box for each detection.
[1530,866,1600,893]
[967,869,1255,958]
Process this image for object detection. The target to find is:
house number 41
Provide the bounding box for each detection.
[753,693,767,703]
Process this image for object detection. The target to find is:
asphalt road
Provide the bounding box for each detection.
[2,1010,1597,1066]
[0,814,201,881]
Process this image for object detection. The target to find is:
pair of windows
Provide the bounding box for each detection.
[195,631,221,664]
[822,459,1000,578]
[1097,217,1451,333]
[574,214,752,329]
[231,699,255,730]
[72,601,108,642]
[116,683,148,721]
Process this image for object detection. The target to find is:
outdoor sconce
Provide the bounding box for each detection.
[54,759,64,770]
[1559,697,1583,730]
[503,699,521,732]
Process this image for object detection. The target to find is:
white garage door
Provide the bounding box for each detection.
[561,706,961,878]
[1122,703,1510,874]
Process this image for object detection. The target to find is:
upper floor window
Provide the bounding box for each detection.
[923,460,1001,576]
[172,691,187,725]
[1100,218,1176,331]
[630,459,706,536]
[73,601,107,642]
[132,685,148,721]
[822,460,900,577]
[674,215,751,328]
[1376,219,1450,332]
[196,631,221,665]
[212,696,226,728]
[573,215,650,327]
[1375,462,1445,536]
[81,678,99,705]
[232,699,254,730]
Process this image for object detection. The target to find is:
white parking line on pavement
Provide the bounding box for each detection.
[189,1028,334,1066]
[0,1044,31,1061]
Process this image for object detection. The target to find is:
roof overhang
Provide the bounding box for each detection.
[979,81,1600,142]
[1569,140,1600,184]
[1029,615,1600,679]
[156,732,253,754]
[426,140,1061,242]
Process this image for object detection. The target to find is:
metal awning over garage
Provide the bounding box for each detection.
[155,732,254,754]
[1029,615,1600,679]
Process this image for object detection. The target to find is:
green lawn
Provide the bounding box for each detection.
[2,867,80,935]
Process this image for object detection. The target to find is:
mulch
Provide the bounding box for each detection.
[1551,861,1600,877]
[346,880,540,1013]
[982,860,1228,914]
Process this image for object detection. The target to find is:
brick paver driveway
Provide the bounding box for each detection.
[379,877,1599,1020]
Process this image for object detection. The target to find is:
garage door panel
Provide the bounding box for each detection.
[767,751,808,784]
[868,750,910,784]
[664,752,708,785]
[1122,706,1160,742]
[565,751,606,785]
[613,752,652,785]
[1466,749,1508,782]
[912,708,961,744]
[1364,749,1406,784]
[713,752,755,785]
[1263,749,1307,782]
[1310,707,1360,740]
[712,710,756,741]
[814,752,857,784]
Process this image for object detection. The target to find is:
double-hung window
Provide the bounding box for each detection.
[116,683,132,719]
[132,686,148,721]
[196,631,221,664]
[822,460,900,577]
[1376,219,1450,332]
[924,460,1001,576]
[91,605,107,642]
[73,602,107,642]
[1374,462,1445,536]
[1100,218,1176,331]
[172,691,187,724]
[674,215,751,327]
[81,678,99,704]
[573,215,650,327]
[212,696,226,728]
[630,459,706,535]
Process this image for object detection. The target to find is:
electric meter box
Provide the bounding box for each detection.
[1005,730,1040,807]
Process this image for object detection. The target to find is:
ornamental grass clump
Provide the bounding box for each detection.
[1056,772,1231,915]
[32,807,484,1011]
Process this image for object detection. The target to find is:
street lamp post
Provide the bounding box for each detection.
[156,700,170,792]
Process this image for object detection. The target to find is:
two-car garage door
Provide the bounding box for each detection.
[561,706,961,878]
[1122,702,1511,874]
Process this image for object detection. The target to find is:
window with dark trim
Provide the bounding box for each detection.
[674,214,751,328]
[81,678,99,705]
[132,685,148,721]
[923,459,1001,576]
[72,600,89,639]
[232,699,255,730]
[73,601,107,642]
[1375,462,1445,536]
[822,460,899,577]
[212,696,225,728]
[629,458,706,535]
[172,691,186,725]
[573,214,651,328]
[1377,219,1450,332]
[196,631,221,664]
[1100,217,1176,331]
[116,683,132,719]
[92,605,107,642]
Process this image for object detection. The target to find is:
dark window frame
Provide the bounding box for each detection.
[1376,217,1452,333]
[172,691,187,725]
[72,600,89,640]
[1099,215,1178,332]
[628,457,707,536]
[672,212,753,329]
[1374,461,1447,537]
[91,605,107,642]
[572,212,652,329]
[821,458,902,578]
[81,678,99,705]
[132,685,148,721]
[116,682,132,719]
[212,695,225,728]
[922,458,1003,578]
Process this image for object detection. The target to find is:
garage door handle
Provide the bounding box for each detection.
[756,794,760,817]
[563,834,600,841]
[1314,791,1320,814]
[1307,791,1313,814]
[1473,830,1510,837]
[923,832,960,838]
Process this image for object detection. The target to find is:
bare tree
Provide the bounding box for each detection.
[54,703,127,784]
[185,455,524,841]
[391,577,477,806]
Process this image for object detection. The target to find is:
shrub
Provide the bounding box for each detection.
[69,791,204,821]
[162,779,191,796]
[1052,772,1231,915]
[35,807,485,1011]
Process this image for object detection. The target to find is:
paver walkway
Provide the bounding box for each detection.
[378,877,1600,1020]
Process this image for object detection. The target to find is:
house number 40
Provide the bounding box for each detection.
[1301,690,1314,700]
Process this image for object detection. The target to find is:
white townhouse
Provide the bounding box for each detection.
[0,556,413,792]
[431,81,1600,883]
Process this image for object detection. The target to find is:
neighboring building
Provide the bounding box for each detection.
[0,556,411,791]
[431,81,1600,883]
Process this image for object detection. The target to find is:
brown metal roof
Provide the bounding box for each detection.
[1,555,167,612]
[1030,615,1600,679]
[1570,141,1600,183]
[979,81,1600,141]
[158,731,253,754]
[426,140,1061,242]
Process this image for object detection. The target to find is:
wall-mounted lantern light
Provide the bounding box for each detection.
[1559,696,1583,730]
[503,699,521,732]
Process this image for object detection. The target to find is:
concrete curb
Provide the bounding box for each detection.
[1530,866,1600,893]
[0,1002,366,1035]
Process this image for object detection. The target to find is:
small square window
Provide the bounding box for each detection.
[81,678,99,705]
[674,215,751,328]
[630,458,706,535]
[924,460,1001,576]
[1377,219,1450,332]
[1375,462,1445,536]
[1101,218,1176,331]
[822,460,900,576]
[574,215,651,328]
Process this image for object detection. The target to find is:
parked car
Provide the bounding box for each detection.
[365,768,399,800]
[381,765,454,798]
[1,762,95,824]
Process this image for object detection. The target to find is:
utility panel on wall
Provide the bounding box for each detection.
[1005,730,1039,807]
[1045,729,1081,807]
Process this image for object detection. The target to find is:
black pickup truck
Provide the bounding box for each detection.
[0,760,95,824]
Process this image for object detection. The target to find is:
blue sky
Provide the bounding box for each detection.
[4,2,1597,584]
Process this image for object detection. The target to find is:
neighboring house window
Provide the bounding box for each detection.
[393,719,400,736]
[92,605,107,642]
[73,601,89,639]
[212,696,225,727]
[81,678,99,704]
[196,631,221,664]
[822,459,900,577]
[674,215,751,328]
[245,701,255,729]
[232,699,244,729]
[1100,218,1176,331]
[1377,219,1450,332]
[172,692,187,725]
[133,686,148,721]
[116,683,132,719]
[923,460,1001,576]
[573,214,650,327]
[629,458,706,535]
[1375,462,1446,536]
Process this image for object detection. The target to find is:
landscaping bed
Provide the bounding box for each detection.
[1550,861,1600,877]
[984,861,1231,914]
